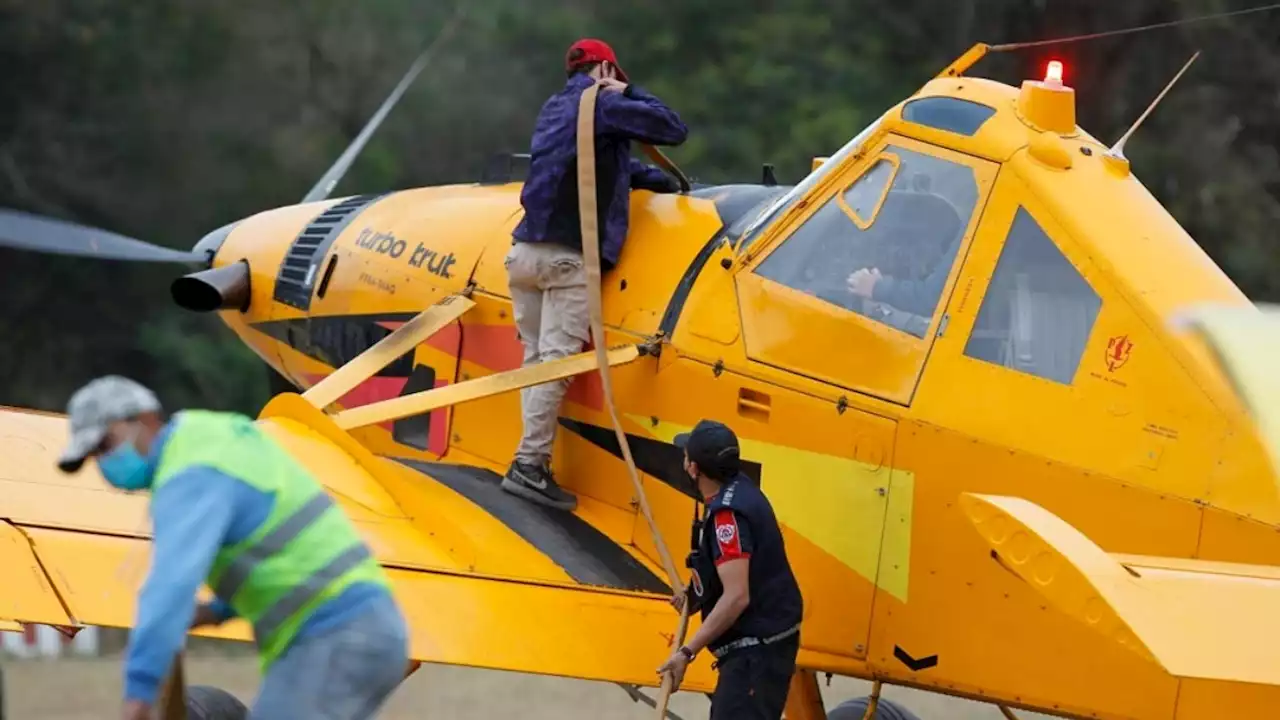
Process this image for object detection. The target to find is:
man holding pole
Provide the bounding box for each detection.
[657,420,804,720]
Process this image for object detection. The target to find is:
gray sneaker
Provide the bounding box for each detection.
[501,461,578,511]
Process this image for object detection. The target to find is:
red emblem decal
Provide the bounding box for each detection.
[1106,335,1133,372]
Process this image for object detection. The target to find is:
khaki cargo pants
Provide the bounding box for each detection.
[505,241,590,466]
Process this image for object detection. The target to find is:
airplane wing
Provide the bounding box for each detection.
[0,397,715,692]
[959,492,1280,688]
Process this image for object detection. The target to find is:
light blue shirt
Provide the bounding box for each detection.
[123,420,393,704]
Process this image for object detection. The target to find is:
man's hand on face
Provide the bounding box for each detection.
[122,699,151,720]
[598,77,628,93]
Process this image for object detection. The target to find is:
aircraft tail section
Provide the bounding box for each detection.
[960,492,1280,689]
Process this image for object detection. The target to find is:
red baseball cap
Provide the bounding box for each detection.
[565,38,629,82]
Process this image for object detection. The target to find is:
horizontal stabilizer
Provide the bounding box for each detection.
[961,492,1280,686]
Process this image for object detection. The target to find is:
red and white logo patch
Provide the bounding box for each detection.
[715,522,736,545]
[712,509,746,563]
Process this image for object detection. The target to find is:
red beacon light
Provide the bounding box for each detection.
[1045,60,1065,86]
[1016,58,1076,136]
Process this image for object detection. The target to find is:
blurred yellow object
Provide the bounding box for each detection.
[1178,303,1280,477]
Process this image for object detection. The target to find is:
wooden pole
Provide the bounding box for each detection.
[156,650,187,720]
[654,602,691,717]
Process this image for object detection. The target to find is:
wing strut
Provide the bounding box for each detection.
[576,83,690,714]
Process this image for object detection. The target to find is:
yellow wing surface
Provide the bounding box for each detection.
[0,397,712,692]
[959,492,1280,714]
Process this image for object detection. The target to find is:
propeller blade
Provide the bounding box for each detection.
[300,3,467,204]
[0,208,200,263]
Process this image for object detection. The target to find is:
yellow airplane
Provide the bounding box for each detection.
[3,32,1280,720]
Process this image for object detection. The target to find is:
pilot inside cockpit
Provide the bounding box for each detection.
[755,153,975,339]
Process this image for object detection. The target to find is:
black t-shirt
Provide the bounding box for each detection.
[688,475,804,653]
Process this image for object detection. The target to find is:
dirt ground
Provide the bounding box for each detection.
[1,651,1061,719]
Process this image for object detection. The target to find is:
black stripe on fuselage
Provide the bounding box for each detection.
[558,418,763,501]
[400,460,671,595]
[252,314,418,378]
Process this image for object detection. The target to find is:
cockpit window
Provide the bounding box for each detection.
[752,145,979,339]
[902,97,996,137]
[735,117,884,254]
[839,159,895,225]
[963,207,1101,384]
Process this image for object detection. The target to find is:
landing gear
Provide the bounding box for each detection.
[826,681,921,720]
[827,696,920,720]
[185,685,248,720]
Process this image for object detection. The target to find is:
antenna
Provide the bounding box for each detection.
[1107,51,1200,161]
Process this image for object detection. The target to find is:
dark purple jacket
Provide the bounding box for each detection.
[512,73,689,270]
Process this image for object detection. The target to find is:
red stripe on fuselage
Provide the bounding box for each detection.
[460,323,524,372]
[375,320,461,357]
[305,374,407,433]
[459,323,604,412]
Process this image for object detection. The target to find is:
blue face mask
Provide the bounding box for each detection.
[97,435,151,491]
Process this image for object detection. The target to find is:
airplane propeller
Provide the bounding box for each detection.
[0,4,465,295]
[0,207,201,264]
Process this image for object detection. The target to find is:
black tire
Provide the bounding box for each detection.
[827,695,922,720]
[185,685,248,720]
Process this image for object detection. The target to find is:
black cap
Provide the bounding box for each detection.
[674,419,741,480]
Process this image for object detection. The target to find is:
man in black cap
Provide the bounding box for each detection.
[656,420,804,720]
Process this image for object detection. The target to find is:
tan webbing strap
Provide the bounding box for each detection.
[577,82,689,710]
[303,294,475,410]
[640,144,691,193]
[332,345,641,429]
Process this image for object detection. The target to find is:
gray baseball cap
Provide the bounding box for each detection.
[58,375,162,473]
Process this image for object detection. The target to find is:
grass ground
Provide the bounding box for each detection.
[0,650,1061,719]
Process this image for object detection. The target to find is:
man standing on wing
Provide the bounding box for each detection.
[502,38,689,511]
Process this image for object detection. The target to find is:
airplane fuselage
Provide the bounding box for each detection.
[191,73,1278,718]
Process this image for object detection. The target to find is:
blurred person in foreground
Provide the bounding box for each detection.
[56,375,409,720]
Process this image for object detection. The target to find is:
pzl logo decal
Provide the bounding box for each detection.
[353,227,457,279]
[716,522,736,545]
[1105,335,1133,372]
